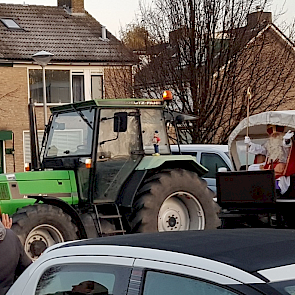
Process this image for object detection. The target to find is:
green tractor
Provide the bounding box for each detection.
[1,93,220,260]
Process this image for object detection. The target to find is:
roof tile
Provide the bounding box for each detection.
[0,3,136,63]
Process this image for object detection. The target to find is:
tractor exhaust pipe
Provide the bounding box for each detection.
[28,98,41,171]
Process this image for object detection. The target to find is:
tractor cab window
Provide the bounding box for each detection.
[45,109,94,157]
[97,109,141,159]
[141,109,170,155]
[94,108,142,201]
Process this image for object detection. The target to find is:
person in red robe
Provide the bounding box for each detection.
[245,125,295,194]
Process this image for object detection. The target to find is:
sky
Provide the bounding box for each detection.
[0,0,294,37]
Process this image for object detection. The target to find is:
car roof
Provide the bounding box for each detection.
[54,228,295,274]
[170,144,228,152]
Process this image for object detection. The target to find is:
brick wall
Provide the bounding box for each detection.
[58,0,84,13]
[71,0,84,13]
[0,66,52,173]
[0,67,28,172]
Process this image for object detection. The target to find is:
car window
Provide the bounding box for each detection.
[143,271,238,295]
[35,263,131,295]
[201,153,230,178]
[267,279,295,295]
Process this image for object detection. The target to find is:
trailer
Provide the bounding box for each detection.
[217,110,295,228]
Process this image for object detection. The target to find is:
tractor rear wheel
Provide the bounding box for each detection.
[129,169,221,233]
[11,204,78,260]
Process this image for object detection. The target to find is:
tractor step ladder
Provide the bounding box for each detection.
[93,203,126,237]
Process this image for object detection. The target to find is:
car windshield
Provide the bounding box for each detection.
[44,109,95,157]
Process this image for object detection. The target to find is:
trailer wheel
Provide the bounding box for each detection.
[129,169,221,233]
[11,204,78,260]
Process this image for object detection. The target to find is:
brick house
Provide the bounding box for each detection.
[135,10,295,144]
[0,0,137,173]
[213,12,295,143]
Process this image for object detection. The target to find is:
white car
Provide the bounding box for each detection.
[170,144,232,192]
[7,228,295,295]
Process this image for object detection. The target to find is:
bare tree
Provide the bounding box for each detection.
[121,24,154,51]
[129,0,295,144]
[104,65,134,98]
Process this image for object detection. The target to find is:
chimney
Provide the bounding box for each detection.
[101,26,107,40]
[58,0,84,14]
[247,10,272,29]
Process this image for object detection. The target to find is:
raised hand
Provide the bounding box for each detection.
[1,213,12,229]
[244,136,252,145]
[283,130,294,140]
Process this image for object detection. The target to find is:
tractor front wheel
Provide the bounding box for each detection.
[11,204,78,260]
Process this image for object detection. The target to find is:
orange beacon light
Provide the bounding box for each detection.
[163,90,172,101]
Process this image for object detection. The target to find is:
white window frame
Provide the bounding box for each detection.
[19,65,104,106]
[2,141,6,174]
[90,74,104,100]
[72,71,86,103]
[23,130,44,170]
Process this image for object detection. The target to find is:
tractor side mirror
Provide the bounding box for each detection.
[114,112,127,132]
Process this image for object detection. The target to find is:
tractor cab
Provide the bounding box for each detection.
[41,99,170,203]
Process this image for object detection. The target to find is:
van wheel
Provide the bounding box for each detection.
[129,169,221,232]
[11,204,78,260]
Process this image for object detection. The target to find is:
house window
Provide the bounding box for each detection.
[72,74,85,102]
[23,131,44,166]
[29,70,70,103]
[91,75,103,99]
[0,18,22,30]
[29,70,103,103]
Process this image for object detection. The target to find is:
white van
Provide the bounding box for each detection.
[170,144,232,192]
